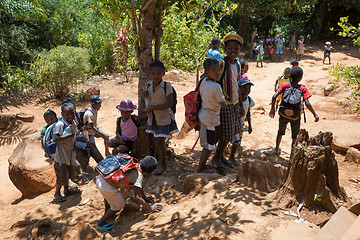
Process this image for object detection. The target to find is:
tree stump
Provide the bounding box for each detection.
[131,126,151,158]
[274,130,349,213]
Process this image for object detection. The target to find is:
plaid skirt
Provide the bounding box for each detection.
[217,103,241,142]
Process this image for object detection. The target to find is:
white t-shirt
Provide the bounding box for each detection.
[256,45,264,55]
[83,106,98,136]
[241,96,255,122]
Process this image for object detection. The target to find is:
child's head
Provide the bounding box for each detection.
[325,41,331,46]
[238,52,244,60]
[239,60,249,73]
[203,58,221,81]
[267,34,270,38]
[224,34,243,61]
[90,95,104,111]
[284,67,291,79]
[279,33,283,38]
[290,60,299,67]
[140,156,158,174]
[43,109,57,126]
[210,37,221,50]
[299,35,304,40]
[259,40,264,45]
[116,99,137,121]
[290,67,303,83]
[238,78,254,98]
[61,102,76,123]
[149,61,166,84]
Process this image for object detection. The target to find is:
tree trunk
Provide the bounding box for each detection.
[137,0,155,116]
[154,0,163,61]
[312,0,328,42]
[274,130,350,213]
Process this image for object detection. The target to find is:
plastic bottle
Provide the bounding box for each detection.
[144,89,151,108]
[64,124,73,135]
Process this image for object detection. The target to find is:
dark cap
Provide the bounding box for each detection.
[238,78,254,86]
[90,95,105,103]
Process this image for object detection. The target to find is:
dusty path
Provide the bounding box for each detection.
[0,42,359,239]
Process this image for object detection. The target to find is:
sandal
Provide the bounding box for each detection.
[65,188,81,197]
[53,196,66,203]
[272,148,281,156]
[95,223,115,230]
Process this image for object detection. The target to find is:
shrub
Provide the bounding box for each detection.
[35,45,90,98]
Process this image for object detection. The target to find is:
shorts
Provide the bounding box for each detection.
[200,122,218,151]
[276,92,284,102]
[96,176,125,211]
[257,54,264,61]
[276,46,283,54]
[217,103,241,142]
[277,115,301,140]
[54,162,75,186]
[108,136,134,151]
[324,54,330,59]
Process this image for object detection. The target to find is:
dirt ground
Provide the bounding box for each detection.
[0,41,359,239]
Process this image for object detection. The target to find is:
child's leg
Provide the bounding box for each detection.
[86,140,104,163]
[97,193,124,227]
[229,132,242,166]
[198,124,217,172]
[154,137,166,175]
[74,159,89,183]
[112,144,130,155]
[261,60,263,67]
[290,118,301,147]
[54,162,67,200]
[198,148,212,172]
[275,116,288,154]
[212,141,227,168]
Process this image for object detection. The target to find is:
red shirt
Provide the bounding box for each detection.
[277,82,312,99]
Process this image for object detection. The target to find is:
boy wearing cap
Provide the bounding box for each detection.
[108,100,142,155]
[228,78,255,165]
[323,41,335,64]
[213,34,244,169]
[83,95,109,143]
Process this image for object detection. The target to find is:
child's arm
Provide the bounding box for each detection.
[274,80,278,92]
[53,133,74,143]
[88,123,109,140]
[146,93,173,113]
[304,98,319,122]
[133,187,162,212]
[220,101,227,109]
[269,92,281,118]
[247,109,252,134]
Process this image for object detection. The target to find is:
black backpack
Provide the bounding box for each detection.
[78,108,92,129]
[279,83,302,120]
[164,81,177,114]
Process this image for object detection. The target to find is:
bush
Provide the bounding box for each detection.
[35,45,90,98]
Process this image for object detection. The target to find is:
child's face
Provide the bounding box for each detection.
[240,84,252,98]
[244,64,249,73]
[62,105,75,123]
[284,70,290,79]
[150,67,164,85]
[45,115,57,125]
[93,102,102,111]
[214,42,221,49]
[205,64,221,81]
[120,110,132,121]
[225,41,241,61]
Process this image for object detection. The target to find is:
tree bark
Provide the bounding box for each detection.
[154,0,163,61]
[312,0,328,42]
[274,130,350,213]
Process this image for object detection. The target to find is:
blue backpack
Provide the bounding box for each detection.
[42,120,65,154]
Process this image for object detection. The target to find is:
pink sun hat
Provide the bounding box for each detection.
[116,99,137,111]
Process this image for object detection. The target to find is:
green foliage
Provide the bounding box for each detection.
[0,60,37,91]
[332,16,360,47]
[34,45,90,98]
[329,63,360,114]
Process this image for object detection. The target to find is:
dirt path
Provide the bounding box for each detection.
[0,42,359,239]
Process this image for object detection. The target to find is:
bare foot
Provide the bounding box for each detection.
[211,157,226,168]
[154,165,166,175]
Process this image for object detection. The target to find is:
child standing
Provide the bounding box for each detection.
[108,100,141,155]
[228,78,255,166]
[240,60,249,79]
[144,61,179,175]
[52,102,81,202]
[256,40,264,67]
[269,67,319,155]
[41,110,57,140]
[274,67,291,110]
[275,33,285,61]
[323,41,336,64]
[296,36,305,60]
[207,37,222,61]
[197,58,226,173]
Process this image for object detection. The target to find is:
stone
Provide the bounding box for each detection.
[16,113,34,122]
[323,84,339,96]
[8,132,56,197]
[341,215,360,240]
[81,87,100,102]
[202,174,238,193]
[314,206,357,240]
[171,212,180,222]
[270,222,320,240]
[332,138,350,153]
[163,71,179,82]
[349,202,360,216]
[182,173,221,194]
[345,147,360,164]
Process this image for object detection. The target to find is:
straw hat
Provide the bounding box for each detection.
[223,34,244,45]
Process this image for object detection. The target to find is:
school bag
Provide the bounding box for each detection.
[164,81,177,114]
[279,83,302,120]
[42,120,65,154]
[96,154,141,187]
[78,108,91,129]
[183,76,205,131]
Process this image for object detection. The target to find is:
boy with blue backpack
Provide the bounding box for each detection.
[269,67,319,155]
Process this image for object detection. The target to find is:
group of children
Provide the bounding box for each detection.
[42,33,324,230]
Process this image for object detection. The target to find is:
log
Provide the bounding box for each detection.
[274,130,349,213]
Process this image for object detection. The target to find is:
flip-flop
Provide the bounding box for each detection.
[53,196,66,202]
[95,223,115,230]
[272,148,281,156]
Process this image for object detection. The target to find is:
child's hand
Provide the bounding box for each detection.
[269,108,275,118]
[314,114,319,122]
[150,203,163,212]
[145,194,154,203]
[143,90,149,98]
[145,106,154,113]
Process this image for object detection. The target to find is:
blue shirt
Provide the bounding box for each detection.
[207,49,222,60]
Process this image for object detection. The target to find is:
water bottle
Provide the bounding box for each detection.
[64,124,73,135]
[144,89,151,108]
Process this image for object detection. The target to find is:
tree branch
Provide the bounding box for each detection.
[141,0,154,12]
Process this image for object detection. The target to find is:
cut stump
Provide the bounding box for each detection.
[273,130,349,213]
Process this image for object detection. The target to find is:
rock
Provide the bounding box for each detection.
[8,132,56,197]
[171,212,180,222]
[16,113,34,122]
[270,222,319,240]
[332,138,350,153]
[323,84,339,96]
[314,206,357,240]
[182,173,221,194]
[341,215,360,240]
[0,114,17,129]
[175,121,192,140]
[203,173,238,192]
[163,71,179,82]
[349,202,360,216]
[63,223,99,240]
[81,87,100,102]
[345,147,360,164]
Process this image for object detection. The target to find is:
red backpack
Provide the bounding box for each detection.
[96,154,141,190]
[183,77,205,131]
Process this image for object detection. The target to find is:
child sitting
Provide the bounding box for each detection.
[52,102,81,202]
[206,37,222,61]
[144,61,179,175]
[197,58,226,173]
[108,100,141,155]
[229,78,255,166]
[256,40,264,67]
[269,67,319,155]
[323,41,336,64]
[95,155,162,230]
[274,67,291,110]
